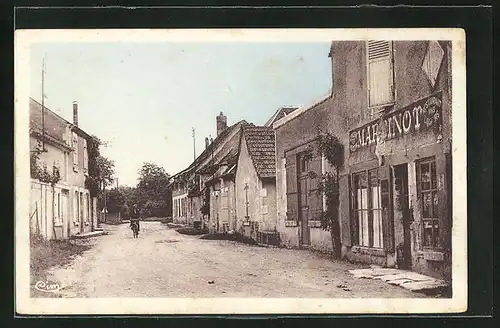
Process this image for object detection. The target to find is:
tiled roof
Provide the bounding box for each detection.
[243,126,276,179]
[174,120,249,178]
[29,98,93,143]
[30,98,68,144]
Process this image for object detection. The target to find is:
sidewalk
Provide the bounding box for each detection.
[70,230,107,240]
[348,265,450,296]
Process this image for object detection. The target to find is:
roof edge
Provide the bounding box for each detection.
[272,89,333,130]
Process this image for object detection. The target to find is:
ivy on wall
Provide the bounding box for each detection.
[313,132,344,259]
[30,148,61,186]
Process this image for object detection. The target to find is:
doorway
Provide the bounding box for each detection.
[297,154,311,246]
[394,164,412,269]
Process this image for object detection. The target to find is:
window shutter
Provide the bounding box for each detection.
[349,173,359,245]
[285,154,298,222]
[436,154,450,251]
[381,166,394,251]
[367,40,394,108]
[83,139,88,171]
[340,174,352,246]
[308,155,323,219]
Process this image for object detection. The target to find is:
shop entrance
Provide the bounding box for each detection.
[394,164,412,269]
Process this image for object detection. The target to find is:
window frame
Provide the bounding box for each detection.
[366,40,396,115]
[416,156,440,250]
[351,168,385,249]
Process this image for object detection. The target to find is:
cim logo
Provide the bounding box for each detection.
[34,280,61,293]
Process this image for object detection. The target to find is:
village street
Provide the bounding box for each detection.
[46,221,426,298]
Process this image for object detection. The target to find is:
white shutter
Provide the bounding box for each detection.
[367,41,394,109]
[72,132,79,171]
[83,139,88,173]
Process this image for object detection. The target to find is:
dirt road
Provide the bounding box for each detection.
[47,221,426,298]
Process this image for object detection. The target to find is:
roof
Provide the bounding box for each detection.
[29,98,93,142]
[242,125,276,179]
[264,106,298,127]
[272,90,332,129]
[173,120,249,179]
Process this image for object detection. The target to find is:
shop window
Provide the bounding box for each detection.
[417,157,440,249]
[366,40,395,113]
[352,169,384,248]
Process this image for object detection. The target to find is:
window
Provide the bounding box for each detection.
[367,40,395,112]
[83,138,88,174]
[417,157,440,249]
[72,132,78,172]
[300,155,309,173]
[244,183,250,219]
[74,191,79,225]
[352,169,387,248]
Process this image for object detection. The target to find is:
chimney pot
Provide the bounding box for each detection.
[216,111,227,137]
[73,101,78,127]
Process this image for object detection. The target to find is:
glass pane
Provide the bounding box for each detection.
[432,191,439,218]
[369,169,379,187]
[362,210,369,246]
[359,172,368,189]
[381,180,389,193]
[431,161,437,189]
[373,209,383,248]
[420,162,431,191]
[422,192,431,218]
[372,186,381,209]
[423,220,433,246]
[361,188,368,210]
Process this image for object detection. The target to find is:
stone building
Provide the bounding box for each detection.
[234,125,278,245]
[171,112,247,230]
[273,40,452,281]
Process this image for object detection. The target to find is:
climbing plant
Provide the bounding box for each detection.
[315,132,344,259]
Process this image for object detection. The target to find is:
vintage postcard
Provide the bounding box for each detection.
[15,28,467,315]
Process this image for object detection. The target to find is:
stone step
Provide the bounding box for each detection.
[349,267,450,295]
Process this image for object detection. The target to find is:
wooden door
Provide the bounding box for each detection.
[394,164,411,269]
[61,190,69,239]
[299,176,310,245]
[297,153,311,246]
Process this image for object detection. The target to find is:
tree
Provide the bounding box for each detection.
[103,188,126,214]
[85,135,115,207]
[136,162,172,218]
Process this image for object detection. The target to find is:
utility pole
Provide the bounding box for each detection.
[41,57,46,151]
[192,127,196,160]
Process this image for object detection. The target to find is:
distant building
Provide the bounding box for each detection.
[30,98,98,239]
[171,112,247,231]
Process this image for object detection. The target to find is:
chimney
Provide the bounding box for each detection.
[205,137,209,149]
[216,111,227,137]
[73,101,78,127]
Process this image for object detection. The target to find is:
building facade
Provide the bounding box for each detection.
[171,112,247,230]
[274,40,452,281]
[235,125,278,245]
[30,98,97,240]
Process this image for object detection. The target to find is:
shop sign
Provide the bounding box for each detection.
[349,93,443,153]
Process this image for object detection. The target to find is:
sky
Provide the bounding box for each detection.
[30,42,332,187]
